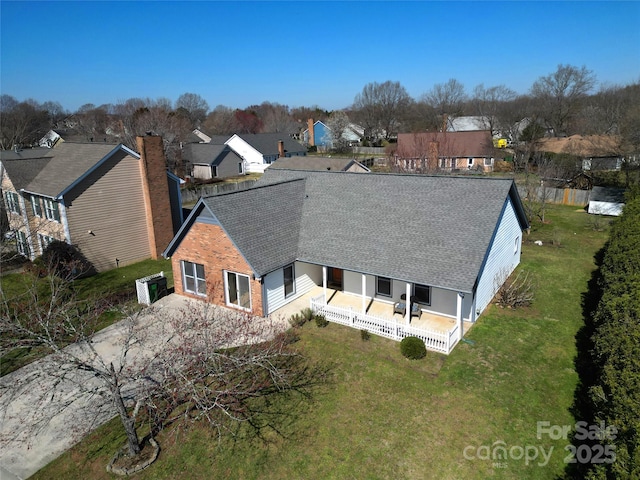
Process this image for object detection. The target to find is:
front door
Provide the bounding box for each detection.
[328,268,343,290]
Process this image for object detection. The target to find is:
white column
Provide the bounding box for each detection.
[322,266,327,303]
[457,292,464,341]
[405,282,411,325]
[361,274,367,314]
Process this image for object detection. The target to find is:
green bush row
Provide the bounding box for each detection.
[587,190,640,479]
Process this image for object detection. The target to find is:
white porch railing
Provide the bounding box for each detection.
[310,295,457,355]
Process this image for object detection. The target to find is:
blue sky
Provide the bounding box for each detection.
[1,1,639,113]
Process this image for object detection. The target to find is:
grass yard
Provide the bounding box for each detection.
[0,257,173,375]
[31,205,609,479]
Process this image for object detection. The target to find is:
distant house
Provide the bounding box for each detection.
[536,135,629,171]
[588,187,626,216]
[184,144,245,180]
[395,131,495,172]
[269,156,370,173]
[302,120,364,150]
[446,116,492,132]
[225,133,306,173]
[1,136,183,272]
[162,169,528,354]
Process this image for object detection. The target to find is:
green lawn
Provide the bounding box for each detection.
[31,205,608,479]
[0,257,174,375]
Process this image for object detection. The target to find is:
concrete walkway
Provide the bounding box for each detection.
[0,294,288,479]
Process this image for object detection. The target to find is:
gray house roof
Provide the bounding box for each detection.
[2,142,132,198]
[234,133,306,156]
[269,156,369,172]
[589,186,625,203]
[166,170,528,293]
[183,143,243,167]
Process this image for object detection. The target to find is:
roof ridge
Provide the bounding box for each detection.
[201,177,305,199]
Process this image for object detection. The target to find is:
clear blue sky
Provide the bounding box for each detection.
[1,1,639,113]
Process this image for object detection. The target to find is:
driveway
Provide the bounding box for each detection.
[0,294,288,479]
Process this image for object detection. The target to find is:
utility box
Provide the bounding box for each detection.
[136,272,168,305]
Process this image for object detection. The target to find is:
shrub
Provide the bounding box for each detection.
[314,314,329,328]
[400,336,426,360]
[495,269,534,308]
[300,307,314,322]
[288,313,306,328]
[281,329,300,345]
[360,329,370,341]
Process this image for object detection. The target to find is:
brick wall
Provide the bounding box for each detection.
[171,221,264,316]
[137,136,174,259]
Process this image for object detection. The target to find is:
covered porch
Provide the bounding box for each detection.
[271,285,473,355]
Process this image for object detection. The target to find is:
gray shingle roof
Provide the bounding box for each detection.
[269,156,365,172]
[235,133,306,156]
[185,170,526,293]
[2,143,125,198]
[201,180,305,276]
[590,186,625,203]
[184,144,242,167]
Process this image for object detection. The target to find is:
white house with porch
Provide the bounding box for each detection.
[163,169,529,354]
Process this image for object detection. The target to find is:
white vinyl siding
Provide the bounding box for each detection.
[263,262,320,315]
[475,197,523,316]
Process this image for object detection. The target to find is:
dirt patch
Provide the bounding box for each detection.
[107,437,159,476]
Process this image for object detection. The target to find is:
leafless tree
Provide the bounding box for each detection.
[0,96,49,149]
[421,78,467,119]
[0,266,327,466]
[325,111,351,151]
[352,80,412,140]
[471,84,517,136]
[255,102,299,134]
[175,93,209,126]
[530,64,596,136]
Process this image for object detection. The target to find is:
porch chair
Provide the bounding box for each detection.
[394,294,407,316]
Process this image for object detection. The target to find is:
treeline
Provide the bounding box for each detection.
[587,189,640,478]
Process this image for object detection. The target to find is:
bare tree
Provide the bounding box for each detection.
[471,84,517,136]
[352,80,412,140]
[255,102,298,134]
[0,266,326,469]
[530,64,596,136]
[203,105,239,135]
[175,93,209,126]
[0,96,49,149]
[325,111,351,151]
[422,78,467,119]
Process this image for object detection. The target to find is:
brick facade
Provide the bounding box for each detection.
[171,221,264,316]
[137,136,174,259]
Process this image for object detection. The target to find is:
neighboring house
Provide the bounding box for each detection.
[163,169,528,353]
[302,120,364,150]
[38,130,64,148]
[536,135,630,171]
[184,144,245,180]
[0,136,183,272]
[588,186,626,216]
[395,131,496,172]
[269,156,370,173]
[446,116,492,132]
[225,133,306,173]
[191,128,212,144]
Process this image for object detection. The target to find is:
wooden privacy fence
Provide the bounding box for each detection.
[310,294,458,354]
[181,179,257,203]
[517,186,590,206]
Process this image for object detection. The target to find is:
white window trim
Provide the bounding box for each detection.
[43,198,60,222]
[16,230,30,257]
[182,260,207,296]
[31,195,42,217]
[5,192,21,214]
[283,263,295,298]
[224,270,252,311]
[376,276,392,298]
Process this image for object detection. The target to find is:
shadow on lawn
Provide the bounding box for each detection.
[561,245,606,480]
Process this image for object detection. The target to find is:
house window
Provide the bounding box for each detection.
[283,264,295,298]
[16,230,30,257]
[182,261,207,296]
[225,271,251,310]
[5,192,21,214]
[514,236,520,254]
[413,284,431,306]
[43,198,60,222]
[238,162,243,174]
[468,158,474,168]
[212,166,219,178]
[376,276,392,297]
[31,195,42,217]
[484,157,494,166]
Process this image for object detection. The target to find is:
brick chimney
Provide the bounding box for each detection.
[428,141,439,171]
[278,140,285,158]
[307,118,315,146]
[136,135,174,259]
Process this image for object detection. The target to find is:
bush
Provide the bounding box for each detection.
[314,314,329,328]
[288,313,306,328]
[360,329,370,341]
[400,336,427,360]
[300,307,314,322]
[495,269,534,308]
[281,329,300,345]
